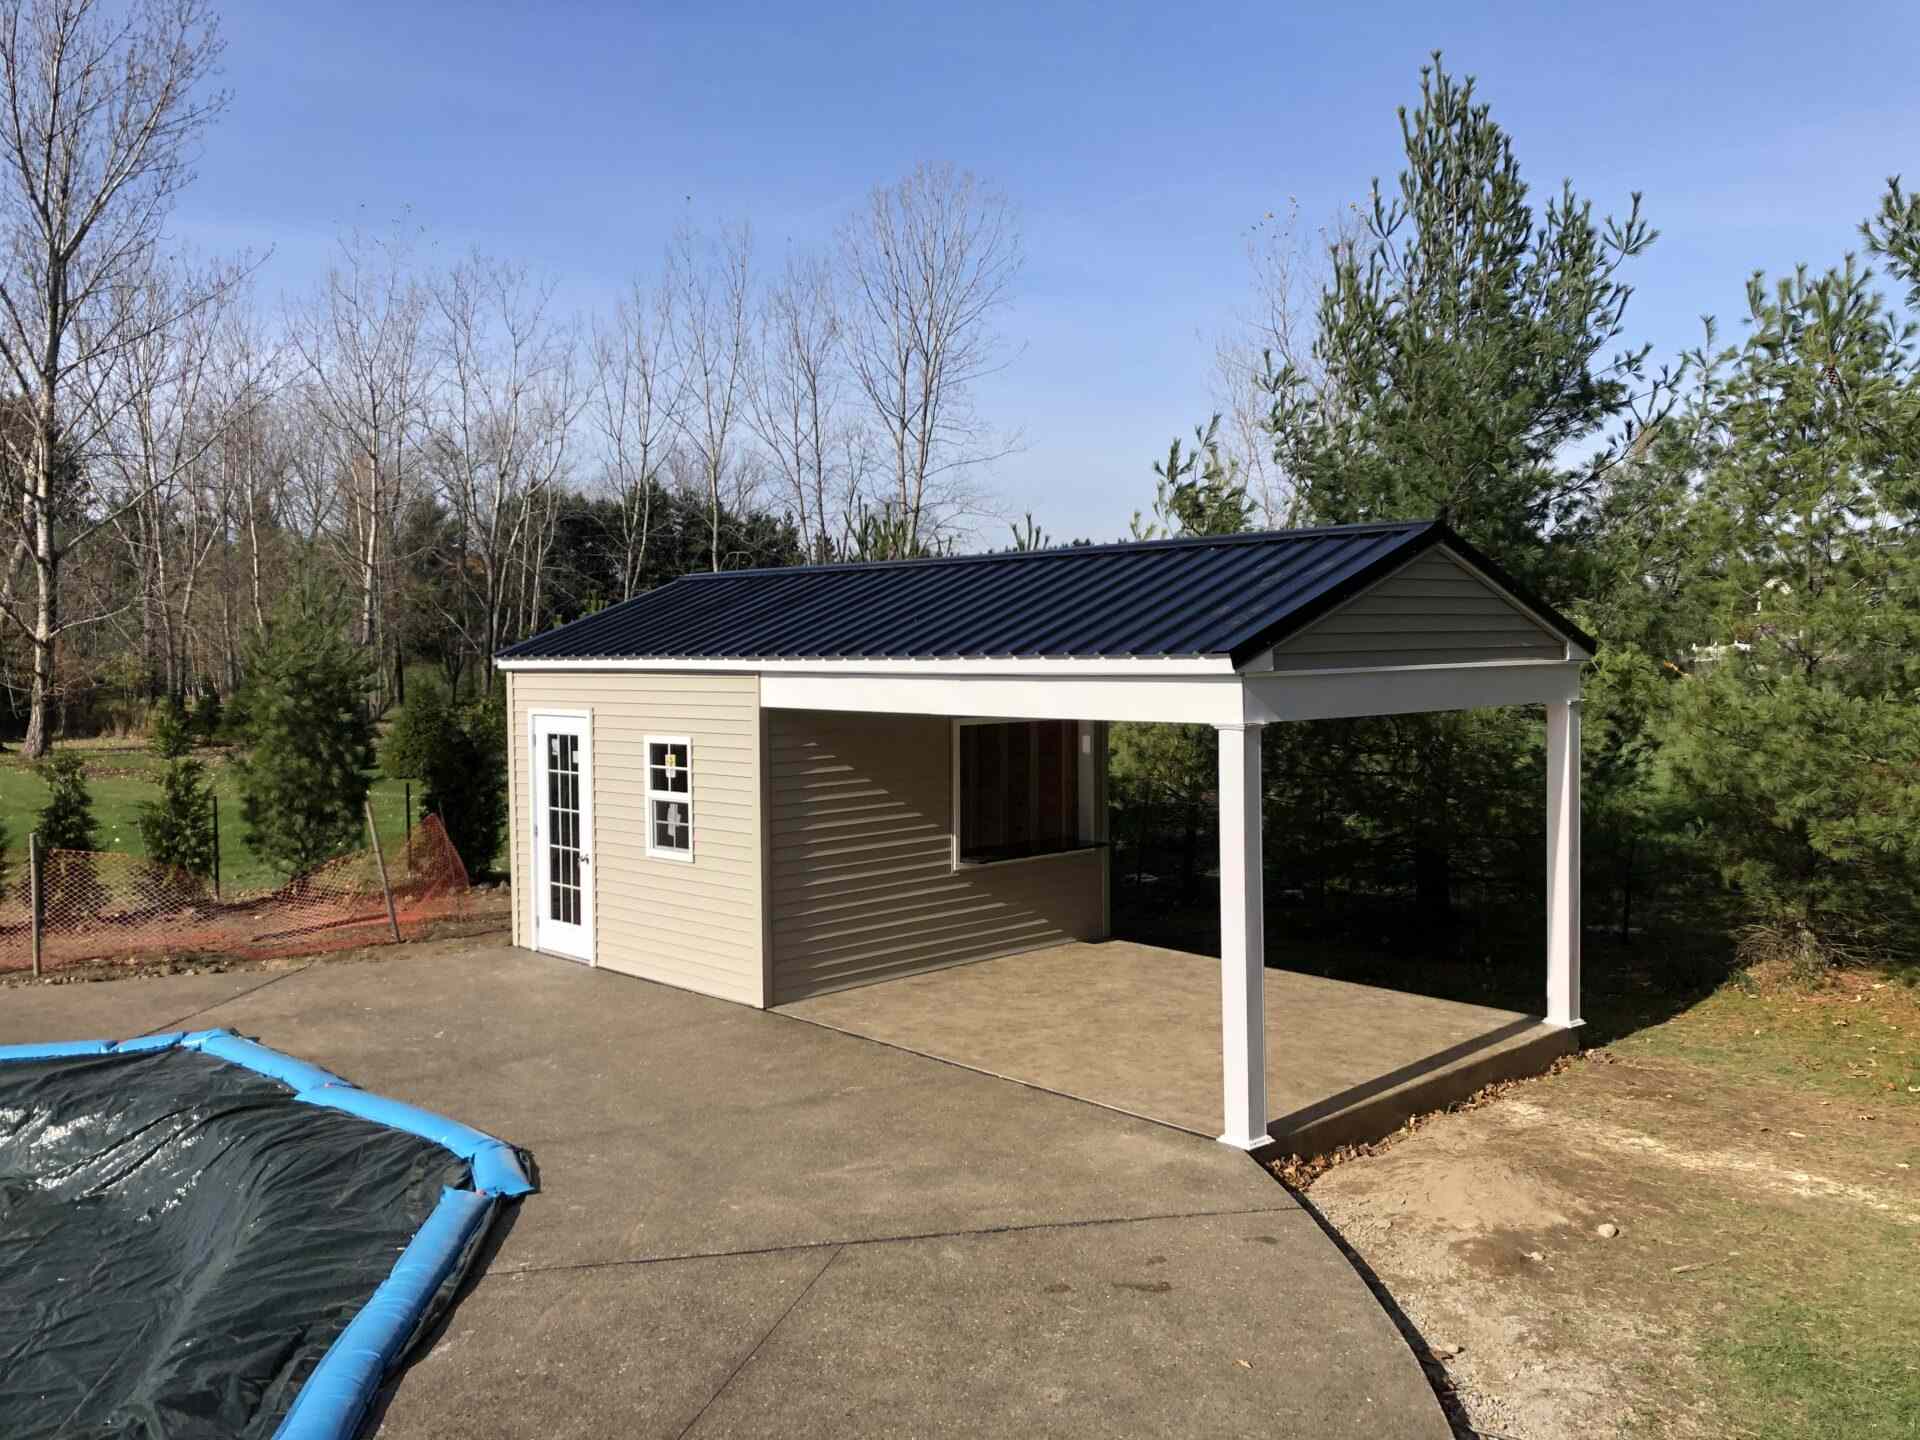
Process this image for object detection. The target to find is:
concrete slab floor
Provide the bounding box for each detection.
[0,939,1452,1439]
[780,940,1575,1153]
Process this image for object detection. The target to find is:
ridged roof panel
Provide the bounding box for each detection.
[496,519,1592,667]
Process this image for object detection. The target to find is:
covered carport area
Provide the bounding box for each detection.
[780,940,1570,1154]
[764,618,1586,1152]
[753,519,1592,1152]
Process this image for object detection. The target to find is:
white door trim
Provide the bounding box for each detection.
[529,708,595,965]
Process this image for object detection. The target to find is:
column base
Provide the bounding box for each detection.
[1217,1131,1276,1153]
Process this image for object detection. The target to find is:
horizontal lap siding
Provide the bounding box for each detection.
[509,670,764,1006]
[1268,549,1566,670]
[767,710,1106,1004]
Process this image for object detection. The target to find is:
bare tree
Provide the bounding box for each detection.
[667,224,754,572]
[1209,200,1358,526]
[588,275,679,597]
[839,162,1021,550]
[746,250,861,562]
[286,225,429,701]
[0,0,229,754]
[426,253,578,692]
[103,261,232,696]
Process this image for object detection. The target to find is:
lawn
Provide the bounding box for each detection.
[1,741,433,893]
[1298,957,1920,1440]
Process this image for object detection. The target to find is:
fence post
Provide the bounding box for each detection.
[365,798,402,943]
[28,831,43,979]
[211,793,221,901]
[404,781,412,880]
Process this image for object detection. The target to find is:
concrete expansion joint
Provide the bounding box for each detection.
[492,1202,1308,1282]
[674,1244,843,1440]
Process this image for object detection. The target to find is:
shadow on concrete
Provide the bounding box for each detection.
[362,1191,527,1434]
[1268,1014,1550,1146]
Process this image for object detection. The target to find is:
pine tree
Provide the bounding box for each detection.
[35,751,106,914]
[234,596,376,878]
[381,683,507,875]
[1267,53,1667,594]
[139,699,215,880]
[1661,207,1920,959]
[1261,54,1667,922]
[36,752,100,852]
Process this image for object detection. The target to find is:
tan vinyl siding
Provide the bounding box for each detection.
[1266,547,1566,671]
[767,710,1107,1005]
[508,670,765,1006]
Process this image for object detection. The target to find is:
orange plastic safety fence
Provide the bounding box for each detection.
[0,814,473,973]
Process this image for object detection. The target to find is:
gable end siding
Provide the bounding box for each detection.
[1265,549,1567,671]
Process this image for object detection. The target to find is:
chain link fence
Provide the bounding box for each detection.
[1,814,475,975]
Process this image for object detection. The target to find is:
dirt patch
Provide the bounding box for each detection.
[0,914,511,990]
[1300,1039,1920,1440]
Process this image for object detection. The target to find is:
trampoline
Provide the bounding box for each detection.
[0,1029,533,1439]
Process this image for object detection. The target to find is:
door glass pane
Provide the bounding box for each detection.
[545,727,583,926]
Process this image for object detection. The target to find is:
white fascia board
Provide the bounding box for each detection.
[1243,660,1583,723]
[494,654,1235,678]
[760,672,1245,725]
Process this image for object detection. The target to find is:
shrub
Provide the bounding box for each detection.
[149,701,193,761]
[36,752,100,852]
[380,682,452,783]
[384,686,507,876]
[34,751,106,915]
[140,714,216,880]
[0,806,10,904]
[234,600,376,877]
[191,689,222,745]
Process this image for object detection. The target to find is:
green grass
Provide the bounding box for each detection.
[2,744,429,893]
[1626,975,1920,1107]
[1712,1297,1920,1440]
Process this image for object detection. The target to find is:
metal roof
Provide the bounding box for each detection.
[496,519,1594,668]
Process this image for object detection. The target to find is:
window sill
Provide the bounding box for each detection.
[954,843,1106,872]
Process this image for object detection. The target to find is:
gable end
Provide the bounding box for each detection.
[1252,548,1574,673]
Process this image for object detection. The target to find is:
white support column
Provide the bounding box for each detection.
[1545,698,1583,1028]
[1216,722,1269,1149]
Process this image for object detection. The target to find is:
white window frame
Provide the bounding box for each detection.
[644,734,695,863]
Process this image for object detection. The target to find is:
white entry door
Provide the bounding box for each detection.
[531,713,594,963]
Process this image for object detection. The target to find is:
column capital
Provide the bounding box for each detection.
[1214,721,1264,734]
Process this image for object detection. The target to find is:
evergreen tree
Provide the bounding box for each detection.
[234,595,377,877]
[381,682,507,875]
[191,687,222,745]
[35,751,106,914]
[35,752,100,852]
[1268,53,1668,595]
[1661,206,1920,958]
[1132,415,1258,540]
[1261,55,1667,921]
[139,700,216,880]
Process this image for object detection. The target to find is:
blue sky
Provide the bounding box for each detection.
[180,1,1920,542]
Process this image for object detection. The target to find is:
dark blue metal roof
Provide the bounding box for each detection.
[497,519,1592,667]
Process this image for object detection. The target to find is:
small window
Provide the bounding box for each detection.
[956,720,1085,865]
[645,736,693,861]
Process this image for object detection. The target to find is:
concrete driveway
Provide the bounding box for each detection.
[0,940,1451,1439]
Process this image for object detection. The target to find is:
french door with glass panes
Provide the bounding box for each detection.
[530,712,594,963]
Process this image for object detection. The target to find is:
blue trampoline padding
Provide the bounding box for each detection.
[273,1186,495,1440]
